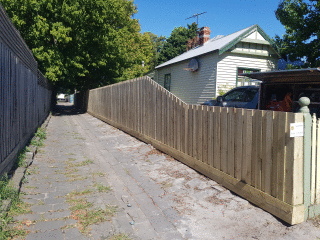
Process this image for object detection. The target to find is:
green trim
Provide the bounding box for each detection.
[241,38,271,45]
[219,24,280,57]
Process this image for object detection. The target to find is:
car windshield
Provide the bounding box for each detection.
[223,89,247,102]
[244,88,259,102]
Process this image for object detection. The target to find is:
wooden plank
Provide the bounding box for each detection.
[271,112,280,198]
[227,108,235,177]
[282,113,304,205]
[207,107,214,167]
[316,118,320,203]
[186,105,193,156]
[311,114,317,204]
[251,110,263,189]
[262,110,273,194]
[220,107,228,173]
[202,106,209,164]
[192,105,198,159]
[198,105,204,162]
[213,107,221,170]
[241,109,253,185]
[234,108,243,180]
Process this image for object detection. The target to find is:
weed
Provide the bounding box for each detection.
[94,183,111,193]
[67,159,93,168]
[108,234,132,240]
[92,172,106,177]
[66,187,117,234]
[30,127,47,147]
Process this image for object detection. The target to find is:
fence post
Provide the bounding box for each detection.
[299,97,312,220]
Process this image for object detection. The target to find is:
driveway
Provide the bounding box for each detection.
[12,103,320,239]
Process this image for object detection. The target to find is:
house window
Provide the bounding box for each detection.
[164,74,171,91]
[237,68,260,86]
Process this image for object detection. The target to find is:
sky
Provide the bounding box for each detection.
[133,0,286,39]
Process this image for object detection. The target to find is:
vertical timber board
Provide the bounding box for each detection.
[235,108,244,180]
[251,110,262,188]
[227,108,235,177]
[207,108,214,167]
[213,107,221,170]
[220,107,228,173]
[202,106,209,165]
[271,112,280,198]
[277,112,288,201]
[181,103,187,154]
[284,113,295,204]
[241,109,253,185]
[185,105,192,156]
[262,110,273,194]
[311,114,317,204]
[176,100,181,151]
[198,105,204,162]
[285,113,304,205]
[192,105,198,159]
[316,118,320,203]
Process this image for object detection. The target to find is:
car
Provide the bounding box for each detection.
[201,86,259,109]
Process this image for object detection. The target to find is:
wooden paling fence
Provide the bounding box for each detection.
[0,5,51,174]
[310,114,320,206]
[88,76,306,224]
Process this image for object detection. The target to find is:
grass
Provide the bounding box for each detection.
[0,175,31,239]
[66,188,117,233]
[94,183,111,193]
[30,127,47,147]
[108,234,132,240]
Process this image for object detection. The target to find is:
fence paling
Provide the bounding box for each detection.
[87,76,305,224]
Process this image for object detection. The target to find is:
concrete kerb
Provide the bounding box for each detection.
[1,114,52,214]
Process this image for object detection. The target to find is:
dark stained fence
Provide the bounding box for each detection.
[0,5,51,174]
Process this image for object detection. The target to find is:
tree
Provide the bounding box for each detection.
[275,0,320,67]
[1,0,154,90]
[158,23,198,64]
[145,32,166,69]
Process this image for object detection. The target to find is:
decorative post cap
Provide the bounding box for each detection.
[298,97,310,113]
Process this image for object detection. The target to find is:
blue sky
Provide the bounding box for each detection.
[133,0,286,39]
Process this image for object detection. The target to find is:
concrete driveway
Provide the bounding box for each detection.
[13,103,320,239]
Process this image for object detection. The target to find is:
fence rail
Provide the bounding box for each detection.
[88,76,306,224]
[0,5,51,174]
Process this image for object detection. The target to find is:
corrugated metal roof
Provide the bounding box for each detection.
[241,68,320,83]
[156,24,263,69]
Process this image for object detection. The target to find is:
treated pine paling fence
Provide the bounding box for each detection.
[88,76,305,224]
[0,5,51,174]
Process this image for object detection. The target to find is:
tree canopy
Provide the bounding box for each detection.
[275,0,320,67]
[1,0,154,90]
[158,23,198,64]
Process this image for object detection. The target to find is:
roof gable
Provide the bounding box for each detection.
[156,24,278,69]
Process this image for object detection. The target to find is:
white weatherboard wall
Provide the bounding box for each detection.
[156,53,219,104]
[216,53,277,93]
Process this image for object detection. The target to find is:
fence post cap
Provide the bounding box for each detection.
[298,97,310,113]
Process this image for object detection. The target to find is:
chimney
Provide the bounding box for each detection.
[198,27,211,45]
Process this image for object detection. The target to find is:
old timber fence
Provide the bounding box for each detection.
[88,76,312,225]
[0,6,51,174]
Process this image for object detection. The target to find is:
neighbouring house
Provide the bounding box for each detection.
[155,24,280,104]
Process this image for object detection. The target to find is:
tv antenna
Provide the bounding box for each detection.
[186,12,207,25]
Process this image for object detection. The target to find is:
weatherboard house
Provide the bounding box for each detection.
[155,24,280,104]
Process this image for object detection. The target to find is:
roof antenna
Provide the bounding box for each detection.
[185,12,207,25]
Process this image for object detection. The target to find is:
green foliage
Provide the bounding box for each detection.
[275,0,320,67]
[1,0,154,90]
[0,175,29,239]
[158,23,198,64]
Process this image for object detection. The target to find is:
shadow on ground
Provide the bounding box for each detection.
[52,102,85,116]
